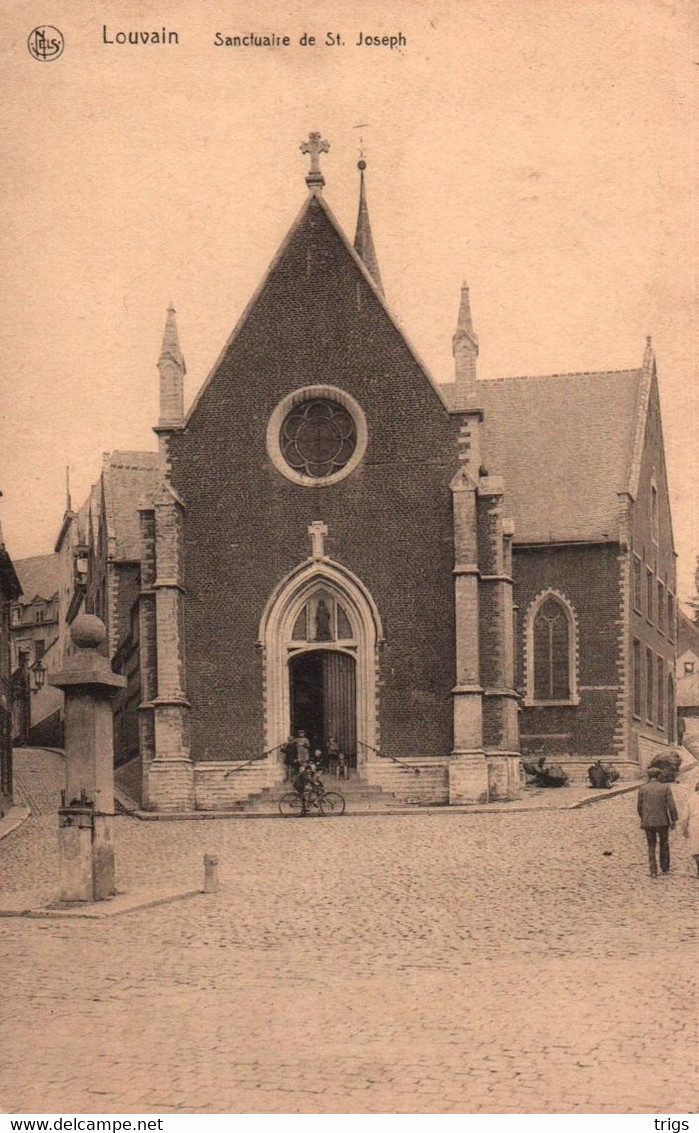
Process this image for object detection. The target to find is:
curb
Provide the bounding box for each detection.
[0,804,32,842]
[117,781,645,822]
[570,781,642,808]
[0,886,204,920]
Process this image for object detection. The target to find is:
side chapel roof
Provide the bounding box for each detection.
[473,367,644,544]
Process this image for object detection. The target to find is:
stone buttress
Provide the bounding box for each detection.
[137,307,193,811]
[448,283,520,802]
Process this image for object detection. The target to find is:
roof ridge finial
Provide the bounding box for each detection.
[300,132,330,193]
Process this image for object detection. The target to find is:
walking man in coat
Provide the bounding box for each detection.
[637,766,678,877]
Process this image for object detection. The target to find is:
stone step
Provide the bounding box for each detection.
[230,775,402,813]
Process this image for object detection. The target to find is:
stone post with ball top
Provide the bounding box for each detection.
[49,614,126,902]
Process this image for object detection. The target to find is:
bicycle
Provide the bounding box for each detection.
[278,785,346,817]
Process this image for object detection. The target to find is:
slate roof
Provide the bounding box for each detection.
[103,452,160,561]
[13,553,60,605]
[678,610,699,659]
[471,369,644,544]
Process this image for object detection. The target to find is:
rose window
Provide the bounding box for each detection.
[280,399,357,480]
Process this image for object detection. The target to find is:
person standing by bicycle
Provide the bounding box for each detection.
[293,761,324,815]
[293,762,313,815]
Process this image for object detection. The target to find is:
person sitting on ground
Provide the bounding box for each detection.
[649,750,682,782]
[588,760,619,789]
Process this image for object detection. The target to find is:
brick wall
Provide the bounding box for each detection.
[112,565,140,656]
[514,543,620,758]
[626,371,676,760]
[112,602,141,766]
[168,197,461,763]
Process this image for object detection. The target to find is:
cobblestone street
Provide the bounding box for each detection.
[1,749,696,1114]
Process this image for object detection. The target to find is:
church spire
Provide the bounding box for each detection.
[157,304,186,430]
[160,303,186,372]
[452,281,479,396]
[353,160,384,297]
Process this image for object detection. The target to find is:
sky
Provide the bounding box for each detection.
[0,0,696,603]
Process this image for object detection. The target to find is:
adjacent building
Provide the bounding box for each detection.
[81,451,160,776]
[10,553,61,746]
[464,344,677,779]
[0,518,22,810]
[677,608,699,756]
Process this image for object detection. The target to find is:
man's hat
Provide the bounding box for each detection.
[647,767,661,778]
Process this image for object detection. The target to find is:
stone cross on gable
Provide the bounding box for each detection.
[308,520,329,560]
[300,132,330,190]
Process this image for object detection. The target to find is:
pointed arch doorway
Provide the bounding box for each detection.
[289,650,357,767]
[259,559,383,776]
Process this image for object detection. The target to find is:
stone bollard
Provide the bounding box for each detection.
[203,854,219,893]
[50,615,126,902]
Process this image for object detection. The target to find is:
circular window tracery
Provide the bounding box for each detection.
[280,399,357,479]
[266,385,368,487]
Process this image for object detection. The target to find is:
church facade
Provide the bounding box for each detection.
[101,136,676,812]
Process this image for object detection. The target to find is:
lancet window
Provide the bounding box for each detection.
[526,591,579,705]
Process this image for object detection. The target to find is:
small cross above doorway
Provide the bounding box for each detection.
[308,520,329,560]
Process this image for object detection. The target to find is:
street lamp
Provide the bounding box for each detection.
[74,548,89,583]
[32,661,46,693]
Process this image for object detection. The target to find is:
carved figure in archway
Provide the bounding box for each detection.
[315,598,332,640]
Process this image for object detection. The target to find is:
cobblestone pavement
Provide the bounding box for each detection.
[1,748,696,1114]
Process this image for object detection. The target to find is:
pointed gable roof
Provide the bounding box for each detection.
[475,368,644,543]
[185,191,449,424]
[13,553,60,605]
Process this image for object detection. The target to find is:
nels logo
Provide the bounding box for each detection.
[27,26,64,61]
